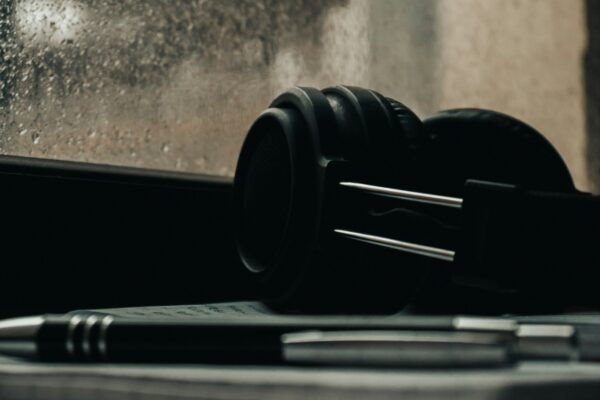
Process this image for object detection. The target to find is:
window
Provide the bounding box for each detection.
[0,0,596,191]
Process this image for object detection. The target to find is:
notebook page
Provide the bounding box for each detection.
[71,302,276,319]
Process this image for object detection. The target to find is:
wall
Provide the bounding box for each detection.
[364,0,589,190]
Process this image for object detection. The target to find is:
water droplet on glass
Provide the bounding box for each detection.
[194,156,207,167]
[31,132,40,144]
[0,0,356,177]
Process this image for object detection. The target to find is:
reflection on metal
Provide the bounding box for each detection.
[340,181,463,209]
[282,330,510,367]
[334,229,455,262]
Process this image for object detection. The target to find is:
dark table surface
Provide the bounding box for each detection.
[2,357,600,400]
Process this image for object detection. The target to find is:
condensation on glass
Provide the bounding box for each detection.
[0,0,592,190]
[0,0,361,176]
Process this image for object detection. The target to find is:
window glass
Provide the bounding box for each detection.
[0,1,594,191]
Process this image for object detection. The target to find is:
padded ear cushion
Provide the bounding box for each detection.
[321,86,424,162]
[270,87,341,160]
[420,109,575,197]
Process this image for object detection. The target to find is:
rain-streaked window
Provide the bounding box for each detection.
[0,1,596,191]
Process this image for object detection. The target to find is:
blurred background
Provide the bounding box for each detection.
[0,0,597,191]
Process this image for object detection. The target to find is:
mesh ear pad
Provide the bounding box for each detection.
[234,107,317,294]
[420,109,575,196]
[237,116,293,273]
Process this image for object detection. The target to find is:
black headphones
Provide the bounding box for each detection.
[234,85,600,315]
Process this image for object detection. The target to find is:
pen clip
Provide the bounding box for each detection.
[282,330,512,368]
[516,324,577,361]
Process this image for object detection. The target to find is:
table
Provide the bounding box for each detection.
[2,357,600,400]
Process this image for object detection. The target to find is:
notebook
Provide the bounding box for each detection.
[74,301,276,319]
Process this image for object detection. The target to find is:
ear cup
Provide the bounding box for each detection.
[234,85,430,312]
[420,109,575,196]
[411,109,576,314]
[234,105,320,298]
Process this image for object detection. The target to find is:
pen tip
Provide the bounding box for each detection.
[0,316,43,359]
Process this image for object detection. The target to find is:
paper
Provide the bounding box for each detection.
[73,301,276,319]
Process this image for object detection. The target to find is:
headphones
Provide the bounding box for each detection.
[234,85,600,315]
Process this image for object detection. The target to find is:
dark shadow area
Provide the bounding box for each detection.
[586,0,600,192]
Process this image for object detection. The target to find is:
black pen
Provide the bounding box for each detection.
[0,314,517,364]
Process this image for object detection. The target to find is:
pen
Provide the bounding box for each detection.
[0,313,596,366]
[0,314,515,364]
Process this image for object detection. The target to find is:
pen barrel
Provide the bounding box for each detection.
[37,316,291,363]
[35,315,498,364]
[106,323,284,364]
[23,315,600,365]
